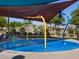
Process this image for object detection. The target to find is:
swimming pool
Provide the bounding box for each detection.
[0,38,79,52]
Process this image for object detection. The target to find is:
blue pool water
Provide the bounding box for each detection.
[0,38,79,52]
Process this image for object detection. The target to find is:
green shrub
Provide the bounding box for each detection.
[68,27,75,34]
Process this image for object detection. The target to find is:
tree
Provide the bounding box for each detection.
[71,8,79,18]
[49,15,65,30]
[9,21,22,27]
[33,25,38,32]
[22,20,32,39]
[0,17,7,27]
[23,20,32,26]
[70,8,79,39]
[70,8,79,25]
[68,27,75,37]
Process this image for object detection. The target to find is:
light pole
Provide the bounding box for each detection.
[58,11,70,43]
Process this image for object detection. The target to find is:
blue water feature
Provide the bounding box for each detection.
[0,38,79,52]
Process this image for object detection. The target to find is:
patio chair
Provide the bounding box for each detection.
[12,55,25,59]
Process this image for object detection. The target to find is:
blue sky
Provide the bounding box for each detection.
[7,0,79,25]
[62,0,79,23]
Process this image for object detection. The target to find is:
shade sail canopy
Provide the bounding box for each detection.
[0,0,59,6]
[0,0,77,22]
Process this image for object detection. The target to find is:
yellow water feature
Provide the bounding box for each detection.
[24,15,47,49]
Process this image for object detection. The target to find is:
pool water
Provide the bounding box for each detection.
[0,38,79,52]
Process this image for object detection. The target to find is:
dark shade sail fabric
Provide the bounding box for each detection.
[0,0,77,22]
[0,0,59,6]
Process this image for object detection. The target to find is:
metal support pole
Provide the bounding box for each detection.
[40,16,47,49]
[7,17,10,40]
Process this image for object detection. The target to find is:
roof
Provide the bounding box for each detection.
[0,0,77,22]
